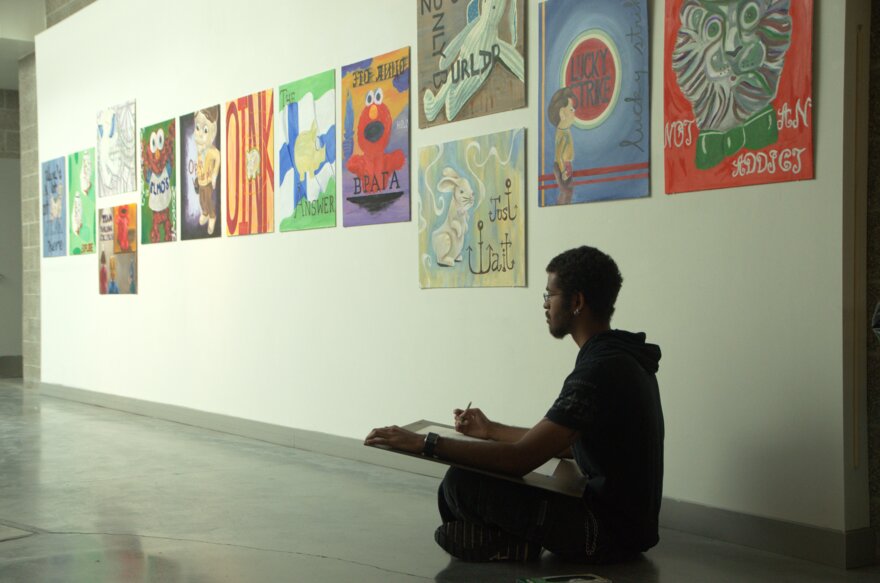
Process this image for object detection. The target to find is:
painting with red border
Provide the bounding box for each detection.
[225,89,275,235]
[664,0,813,194]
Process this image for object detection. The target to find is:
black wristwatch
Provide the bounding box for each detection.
[423,432,440,458]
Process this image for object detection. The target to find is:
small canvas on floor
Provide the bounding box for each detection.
[517,575,612,583]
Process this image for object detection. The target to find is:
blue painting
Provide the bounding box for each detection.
[42,157,67,257]
[539,0,650,206]
[277,70,337,232]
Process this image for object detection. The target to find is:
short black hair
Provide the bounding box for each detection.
[546,246,623,323]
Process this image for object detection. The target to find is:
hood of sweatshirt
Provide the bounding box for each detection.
[577,329,661,374]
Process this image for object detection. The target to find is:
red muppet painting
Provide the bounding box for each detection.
[99,204,137,295]
[140,118,177,243]
[341,47,411,227]
[347,87,405,192]
[115,205,133,253]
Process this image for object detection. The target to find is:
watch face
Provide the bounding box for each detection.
[424,432,440,457]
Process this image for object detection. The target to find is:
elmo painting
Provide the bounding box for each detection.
[140,118,177,243]
[341,47,411,227]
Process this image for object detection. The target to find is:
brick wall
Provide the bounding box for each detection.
[46,0,96,28]
[19,55,38,383]
[0,87,22,376]
[0,90,20,159]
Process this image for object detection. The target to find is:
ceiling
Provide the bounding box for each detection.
[0,0,46,90]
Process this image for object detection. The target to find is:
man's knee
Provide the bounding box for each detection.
[442,467,484,498]
[442,466,478,489]
[440,467,484,518]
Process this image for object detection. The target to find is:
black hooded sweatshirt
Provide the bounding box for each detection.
[546,329,664,552]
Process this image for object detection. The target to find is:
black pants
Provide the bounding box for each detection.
[437,467,632,562]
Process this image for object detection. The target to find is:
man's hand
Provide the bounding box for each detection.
[454,407,493,439]
[364,425,425,454]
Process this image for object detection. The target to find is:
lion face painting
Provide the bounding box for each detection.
[671,0,792,168]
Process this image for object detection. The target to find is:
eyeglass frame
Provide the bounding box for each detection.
[543,291,563,303]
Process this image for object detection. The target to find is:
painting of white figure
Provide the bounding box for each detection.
[417,0,526,128]
[96,100,137,197]
[418,128,526,288]
[68,148,96,255]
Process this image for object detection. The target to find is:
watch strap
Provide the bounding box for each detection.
[423,432,440,458]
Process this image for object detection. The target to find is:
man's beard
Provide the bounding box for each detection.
[548,312,573,339]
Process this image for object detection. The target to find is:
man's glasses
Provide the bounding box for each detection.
[543,292,561,303]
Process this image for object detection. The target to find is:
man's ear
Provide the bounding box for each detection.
[571,291,587,316]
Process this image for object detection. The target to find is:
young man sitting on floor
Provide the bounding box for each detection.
[366,246,664,563]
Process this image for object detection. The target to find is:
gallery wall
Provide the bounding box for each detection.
[35,0,866,534]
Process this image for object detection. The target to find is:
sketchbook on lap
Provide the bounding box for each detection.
[367,420,587,498]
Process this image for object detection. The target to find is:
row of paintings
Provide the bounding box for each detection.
[42,0,815,290]
[53,127,528,293]
[44,50,410,260]
[537,0,814,202]
[42,152,138,293]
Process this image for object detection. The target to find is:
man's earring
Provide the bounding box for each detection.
[574,308,581,316]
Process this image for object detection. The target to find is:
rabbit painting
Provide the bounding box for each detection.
[418,128,525,288]
[432,167,475,267]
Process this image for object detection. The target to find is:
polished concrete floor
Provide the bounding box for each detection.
[0,382,878,583]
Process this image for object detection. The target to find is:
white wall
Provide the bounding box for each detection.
[0,158,21,356]
[36,0,866,533]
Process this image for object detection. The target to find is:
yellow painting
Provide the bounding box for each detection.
[418,129,526,288]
